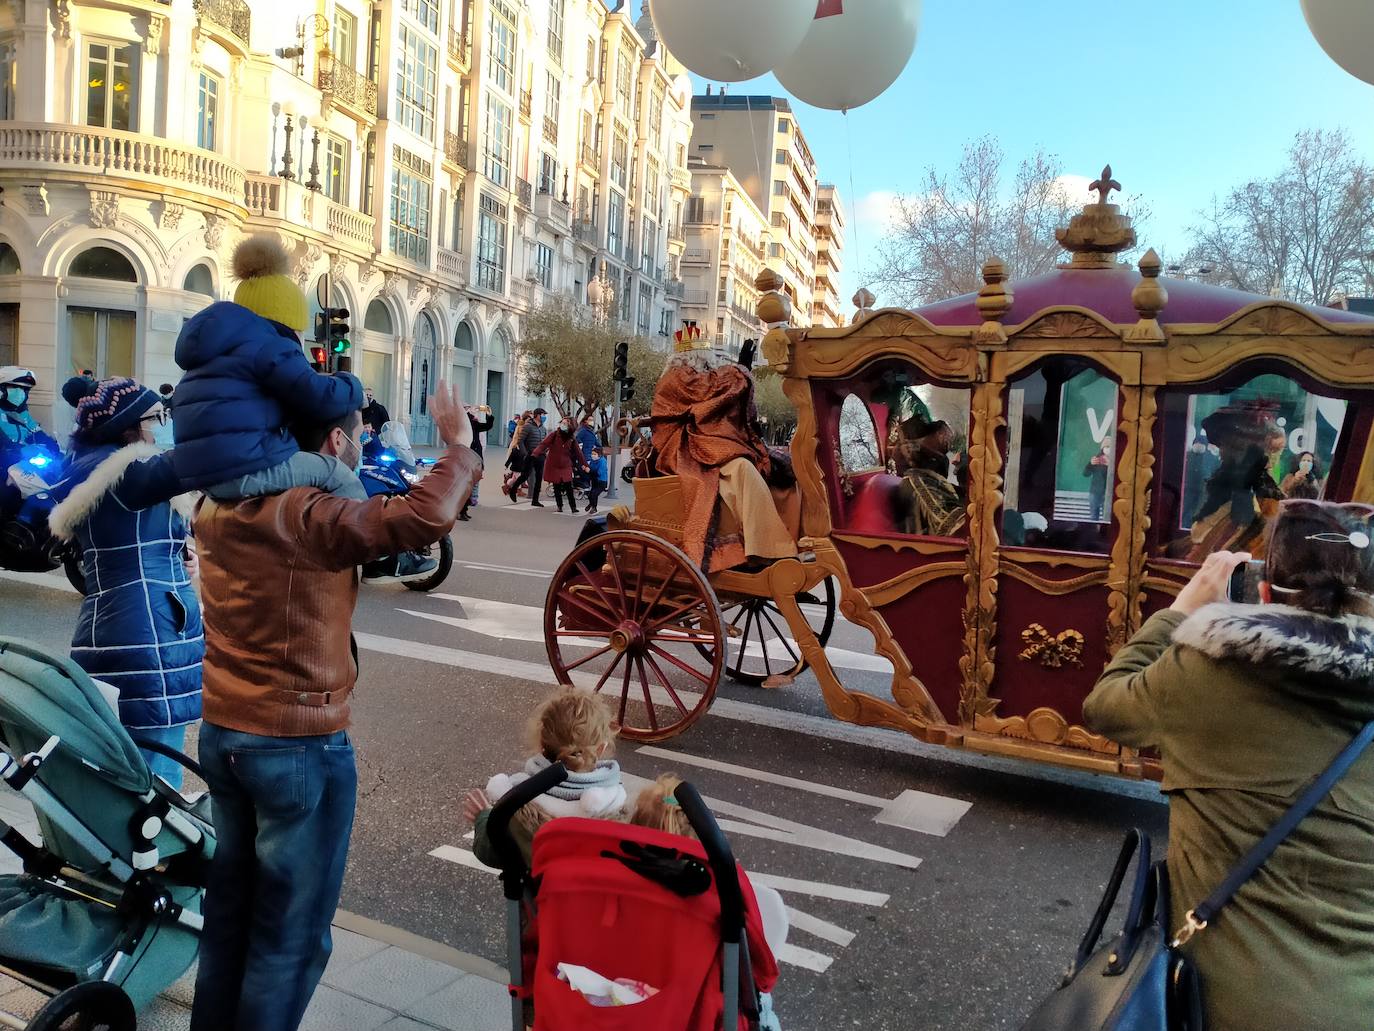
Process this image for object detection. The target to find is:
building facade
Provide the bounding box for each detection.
[678,159,765,356]
[687,92,820,330]
[0,0,691,443]
[812,183,846,328]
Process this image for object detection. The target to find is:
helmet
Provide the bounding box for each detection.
[0,367,35,412]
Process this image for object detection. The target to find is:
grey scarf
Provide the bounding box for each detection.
[525,754,622,802]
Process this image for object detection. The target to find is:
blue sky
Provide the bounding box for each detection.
[635,1,1374,307]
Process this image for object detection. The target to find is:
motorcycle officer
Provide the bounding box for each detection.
[0,367,60,517]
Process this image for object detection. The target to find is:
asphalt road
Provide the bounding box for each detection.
[0,465,1167,1031]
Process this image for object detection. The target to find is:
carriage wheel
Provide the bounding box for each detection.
[711,577,837,686]
[544,530,724,741]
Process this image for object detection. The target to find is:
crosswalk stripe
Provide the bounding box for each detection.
[773,943,833,973]
[784,907,856,948]
[747,873,890,906]
[429,844,497,875]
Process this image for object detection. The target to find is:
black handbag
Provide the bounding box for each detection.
[1022,720,1374,1031]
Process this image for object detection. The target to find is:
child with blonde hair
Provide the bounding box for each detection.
[466,689,626,866]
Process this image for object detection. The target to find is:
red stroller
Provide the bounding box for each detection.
[488,764,779,1031]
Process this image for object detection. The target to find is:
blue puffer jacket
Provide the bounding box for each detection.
[48,442,203,730]
[172,301,363,488]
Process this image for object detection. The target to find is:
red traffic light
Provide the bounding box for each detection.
[310,346,328,368]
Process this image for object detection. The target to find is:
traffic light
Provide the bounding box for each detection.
[618,375,635,404]
[313,308,352,372]
[612,340,629,382]
[309,346,328,371]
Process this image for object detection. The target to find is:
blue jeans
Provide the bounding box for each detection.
[133,724,188,791]
[191,724,357,1031]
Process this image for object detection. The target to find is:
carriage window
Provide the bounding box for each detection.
[884,383,971,538]
[1003,361,1117,554]
[838,394,881,473]
[1154,373,1349,562]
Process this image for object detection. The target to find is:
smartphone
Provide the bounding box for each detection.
[1227,559,1266,604]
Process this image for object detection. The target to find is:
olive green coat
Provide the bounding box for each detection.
[1084,604,1374,1031]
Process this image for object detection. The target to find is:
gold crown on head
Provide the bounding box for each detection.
[674,323,710,353]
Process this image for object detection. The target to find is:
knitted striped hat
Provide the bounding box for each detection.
[73,377,159,445]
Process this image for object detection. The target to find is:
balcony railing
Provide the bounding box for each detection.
[192,0,250,47]
[325,200,374,248]
[668,222,684,243]
[0,123,243,205]
[242,172,376,250]
[580,143,597,169]
[666,278,684,299]
[519,90,532,120]
[318,61,377,118]
[444,131,468,168]
[542,116,558,145]
[437,246,467,285]
[731,302,763,325]
[534,188,571,230]
[572,219,597,245]
[516,178,533,209]
[447,27,471,65]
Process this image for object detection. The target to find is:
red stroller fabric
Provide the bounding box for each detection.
[527,818,779,1031]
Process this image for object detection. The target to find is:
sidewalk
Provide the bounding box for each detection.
[0,793,512,1031]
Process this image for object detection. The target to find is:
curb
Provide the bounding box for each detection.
[333,909,509,984]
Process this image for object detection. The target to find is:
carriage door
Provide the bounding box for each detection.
[409,313,437,446]
[967,352,1142,767]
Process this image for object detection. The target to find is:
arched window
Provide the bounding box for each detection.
[454,322,475,351]
[68,246,138,282]
[415,312,437,350]
[0,243,19,276]
[488,328,509,361]
[364,299,393,334]
[183,263,215,297]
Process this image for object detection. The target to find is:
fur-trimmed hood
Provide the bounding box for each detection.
[1174,601,1374,685]
[48,442,196,540]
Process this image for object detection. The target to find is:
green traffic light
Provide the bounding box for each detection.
[332,337,351,354]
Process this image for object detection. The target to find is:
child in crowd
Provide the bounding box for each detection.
[630,774,786,1031]
[465,689,626,866]
[586,446,608,515]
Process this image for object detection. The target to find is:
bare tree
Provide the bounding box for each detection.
[1183,129,1374,304]
[870,138,1146,307]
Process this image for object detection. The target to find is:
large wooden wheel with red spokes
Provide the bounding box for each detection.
[544,530,724,741]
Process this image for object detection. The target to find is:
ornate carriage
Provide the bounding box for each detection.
[543,173,1374,778]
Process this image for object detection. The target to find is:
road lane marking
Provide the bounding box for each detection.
[429,845,497,874]
[748,873,890,906]
[636,745,971,838]
[774,943,832,973]
[784,908,855,947]
[456,561,552,579]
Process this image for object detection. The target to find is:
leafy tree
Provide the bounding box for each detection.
[753,373,796,444]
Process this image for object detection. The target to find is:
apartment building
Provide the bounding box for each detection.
[812,183,846,327]
[0,0,691,442]
[688,93,819,329]
[678,159,766,356]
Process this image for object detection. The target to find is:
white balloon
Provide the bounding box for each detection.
[647,0,815,83]
[775,0,921,111]
[1301,0,1374,86]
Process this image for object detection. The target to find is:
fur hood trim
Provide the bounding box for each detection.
[1173,601,1374,683]
[48,444,196,540]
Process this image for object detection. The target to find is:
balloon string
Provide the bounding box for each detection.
[844,108,861,298]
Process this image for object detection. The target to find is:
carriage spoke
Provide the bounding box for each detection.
[644,596,705,633]
[604,543,631,622]
[648,644,714,686]
[562,643,616,672]
[755,605,774,677]
[617,655,633,728]
[592,651,625,694]
[649,623,719,644]
[759,607,800,664]
[635,656,658,733]
[739,604,759,672]
[630,541,649,621]
[638,563,679,627]
[644,650,693,717]
[556,588,620,631]
[574,560,626,622]
[554,629,618,638]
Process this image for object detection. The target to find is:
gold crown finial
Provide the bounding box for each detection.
[1056,164,1136,269]
[1089,164,1121,205]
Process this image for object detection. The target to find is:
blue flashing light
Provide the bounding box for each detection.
[27,455,49,468]
[379,453,396,464]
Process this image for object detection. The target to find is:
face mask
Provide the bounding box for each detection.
[560,423,571,434]
[1300,459,1313,472]
[2,387,26,408]
[339,430,362,471]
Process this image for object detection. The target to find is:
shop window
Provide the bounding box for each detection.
[1003,360,1117,553]
[182,263,214,297]
[364,299,394,334]
[1153,372,1350,562]
[69,246,138,282]
[0,243,18,275]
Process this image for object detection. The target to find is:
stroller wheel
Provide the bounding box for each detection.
[25,982,135,1031]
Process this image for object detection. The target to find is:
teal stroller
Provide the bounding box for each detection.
[0,638,214,1029]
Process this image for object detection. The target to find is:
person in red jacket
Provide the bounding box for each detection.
[533,416,589,513]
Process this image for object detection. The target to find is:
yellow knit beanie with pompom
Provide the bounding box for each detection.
[231,234,308,331]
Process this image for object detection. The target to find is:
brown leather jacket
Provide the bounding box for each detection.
[194,445,480,737]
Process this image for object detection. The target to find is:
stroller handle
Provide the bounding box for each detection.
[674,781,745,945]
[487,762,568,898]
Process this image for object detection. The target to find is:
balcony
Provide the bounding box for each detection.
[242,172,377,251]
[542,117,558,145]
[534,188,571,232]
[515,178,533,209]
[519,90,533,120]
[682,248,710,264]
[580,144,598,169]
[0,122,243,206]
[447,27,471,66]
[318,61,377,119]
[437,246,467,286]
[731,302,763,326]
[444,131,468,168]
[668,222,685,244]
[572,219,598,247]
[192,0,250,48]
[665,278,685,299]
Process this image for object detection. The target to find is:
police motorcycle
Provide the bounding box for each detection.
[359,420,450,592]
[0,369,85,592]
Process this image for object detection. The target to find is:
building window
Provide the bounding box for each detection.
[538,152,558,196]
[536,242,554,288]
[477,192,508,291]
[544,70,560,127]
[487,4,516,94]
[325,136,349,203]
[361,131,377,214]
[390,163,432,265]
[402,0,439,33]
[69,246,138,281]
[196,72,219,150]
[607,190,624,258]
[638,285,652,335]
[778,117,790,134]
[621,270,632,322]
[615,50,632,114]
[483,92,512,187]
[641,216,654,272]
[396,27,438,139]
[333,9,358,67]
[768,243,782,258]
[645,157,661,216]
[611,130,628,189]
[773,180,786,196]
[0,39,16,120]
[547,0,564,60]
[650,82,664,141]
[452,183,465,248]
[85,41,136,131]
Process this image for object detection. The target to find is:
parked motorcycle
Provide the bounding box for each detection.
[0,444,86,593]
[359,421,450,592]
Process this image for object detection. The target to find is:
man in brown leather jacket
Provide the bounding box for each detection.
[189,382,479,1031]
